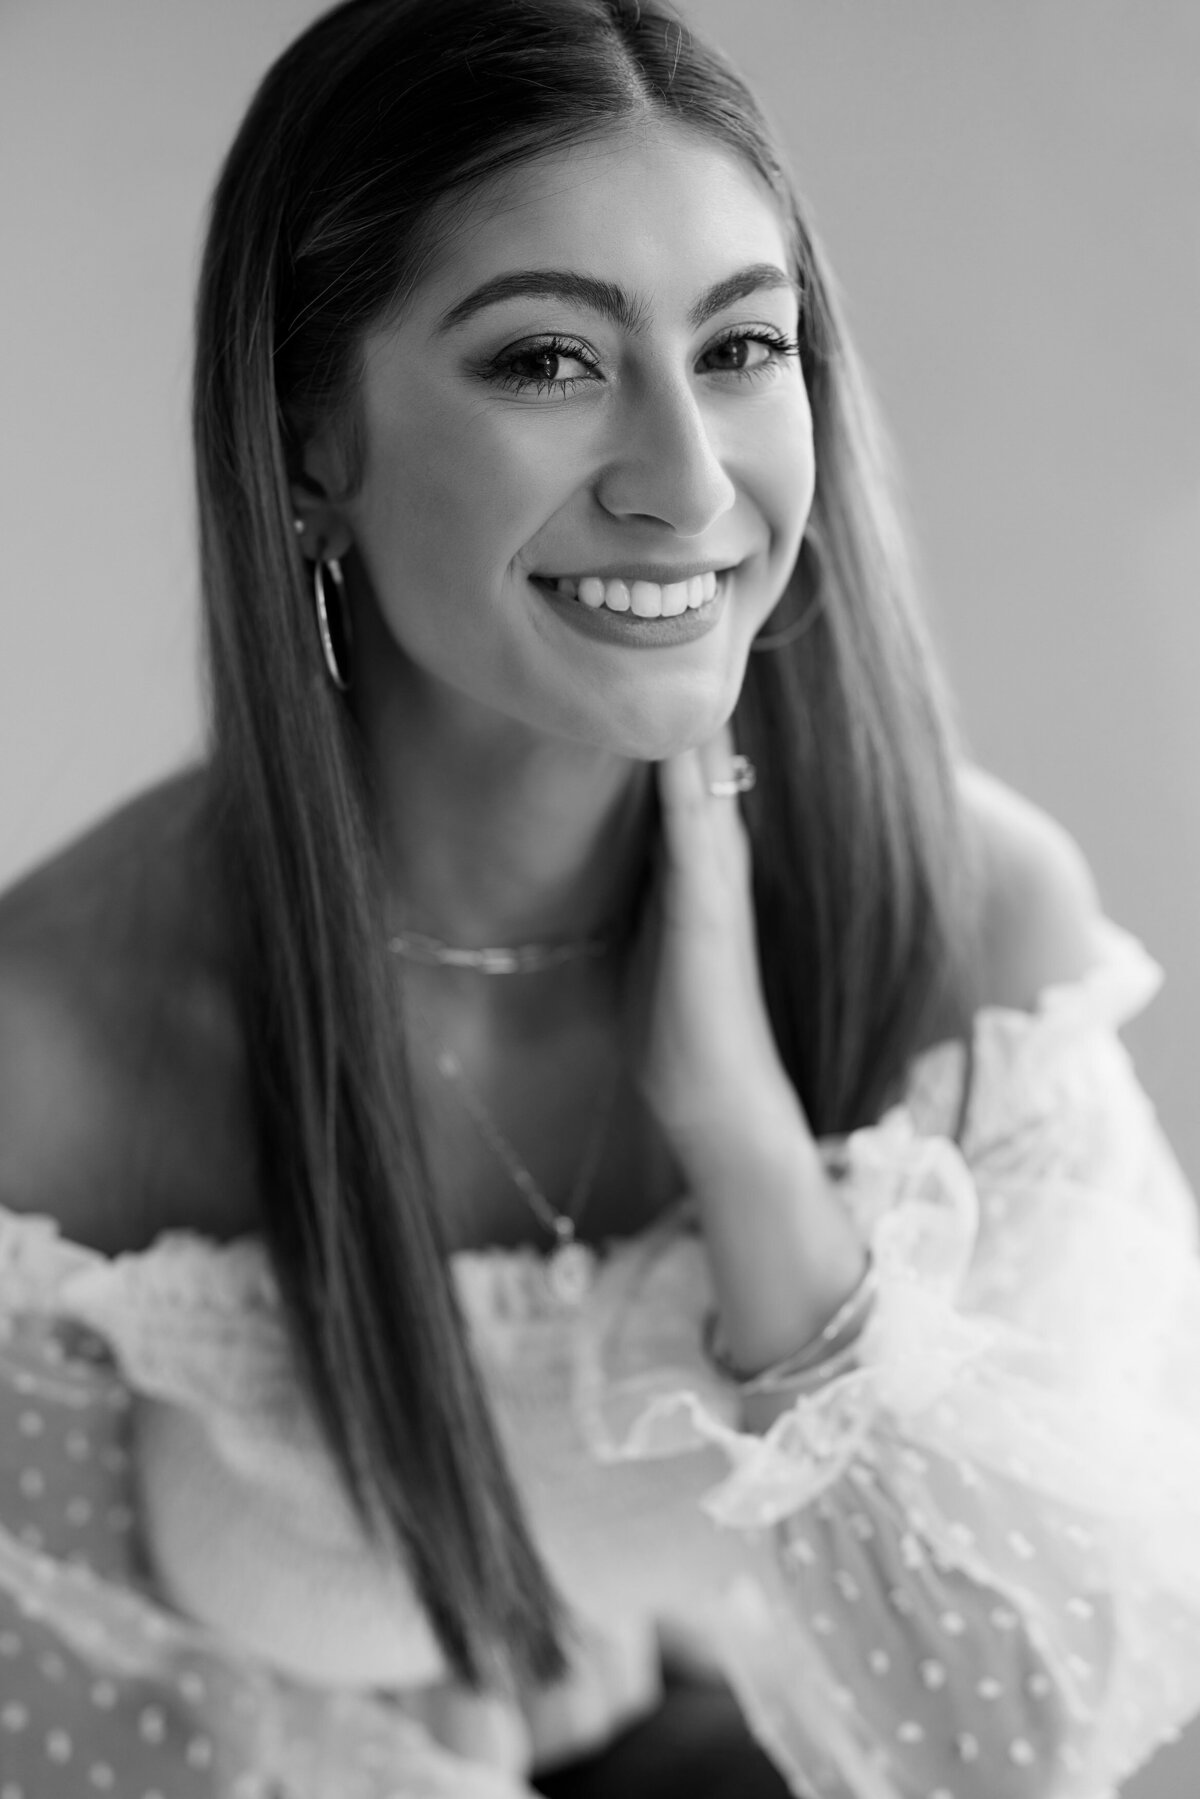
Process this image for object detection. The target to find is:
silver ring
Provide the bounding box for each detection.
[707,754,756,797]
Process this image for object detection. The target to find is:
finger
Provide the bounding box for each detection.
[654,752,750,899]
[693,718,739,796]
[655,745,704,823]
[656,719,739,819]
[654,750,719,882]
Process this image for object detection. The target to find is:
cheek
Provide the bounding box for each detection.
[358,387,571,589]
[749,388,817,559]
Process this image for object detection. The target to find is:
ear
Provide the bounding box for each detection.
[289,430,355,563]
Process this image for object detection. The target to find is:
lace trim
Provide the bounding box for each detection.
[0,917,1162,1389]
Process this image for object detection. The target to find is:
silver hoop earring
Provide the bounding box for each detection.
[314,556,352,691]
[749,591,824,653]
[750,538,825,654]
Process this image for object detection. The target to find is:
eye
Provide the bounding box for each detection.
[698,328,800,381]
[486,336,600,396]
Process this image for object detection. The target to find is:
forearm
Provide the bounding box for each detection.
[680,1096,867,1380]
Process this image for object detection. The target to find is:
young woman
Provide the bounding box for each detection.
[1,1,1198,1795]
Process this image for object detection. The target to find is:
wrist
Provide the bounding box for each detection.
[687,1109,868,1378]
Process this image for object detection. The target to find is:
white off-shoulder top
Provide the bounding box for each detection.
[1,919,1199,1798]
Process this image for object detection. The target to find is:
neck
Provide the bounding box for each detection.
[359,655,656,953]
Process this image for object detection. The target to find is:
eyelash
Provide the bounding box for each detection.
[484,326,801,397]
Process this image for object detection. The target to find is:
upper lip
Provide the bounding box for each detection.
[532,560,739,583]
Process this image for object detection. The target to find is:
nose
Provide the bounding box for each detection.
[593,365,737,537]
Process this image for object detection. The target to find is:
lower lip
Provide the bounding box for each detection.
[531,575,729,647]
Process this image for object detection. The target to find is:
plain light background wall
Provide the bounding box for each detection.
[1,2,1197,1787]
[8,0,1197,1160]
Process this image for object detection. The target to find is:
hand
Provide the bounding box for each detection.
[622,720,803,1168]
[622,721,865,1376]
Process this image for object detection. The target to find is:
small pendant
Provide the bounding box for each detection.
[545,1238,594,1308]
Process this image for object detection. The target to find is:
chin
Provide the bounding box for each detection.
[571,683,742,763]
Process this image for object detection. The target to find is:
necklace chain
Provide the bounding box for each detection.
[391,936,623,1303]
[435,1046,619,1247]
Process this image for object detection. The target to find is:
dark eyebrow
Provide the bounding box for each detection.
[434,261,800,335]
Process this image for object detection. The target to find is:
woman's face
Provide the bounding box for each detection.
[304,121,816,762]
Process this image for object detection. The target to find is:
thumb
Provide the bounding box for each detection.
[654,720,739,861]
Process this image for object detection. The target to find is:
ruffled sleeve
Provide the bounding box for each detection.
[574,919,1200,1798]
[0,1215,558,1795]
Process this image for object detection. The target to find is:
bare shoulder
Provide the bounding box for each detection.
[0,770,258,1255]
[957,764,1103,1013]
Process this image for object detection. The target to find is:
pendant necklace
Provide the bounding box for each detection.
[388,921,625,1306]
[433,1046,621,1307]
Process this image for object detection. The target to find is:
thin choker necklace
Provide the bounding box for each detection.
[386,926,616,974]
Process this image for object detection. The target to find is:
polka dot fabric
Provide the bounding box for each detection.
[0,1589,218,1799]
[0,1318,262,1797]
[1,918,1199,1797]
[572,923,1200,1794]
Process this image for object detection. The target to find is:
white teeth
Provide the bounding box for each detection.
[544,570,724,615]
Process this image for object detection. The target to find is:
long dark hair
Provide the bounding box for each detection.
[193,0,971,1690]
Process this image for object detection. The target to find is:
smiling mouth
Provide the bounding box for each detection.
[529,568,732,618]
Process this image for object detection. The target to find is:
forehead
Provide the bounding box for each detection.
[405,122,794,323]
